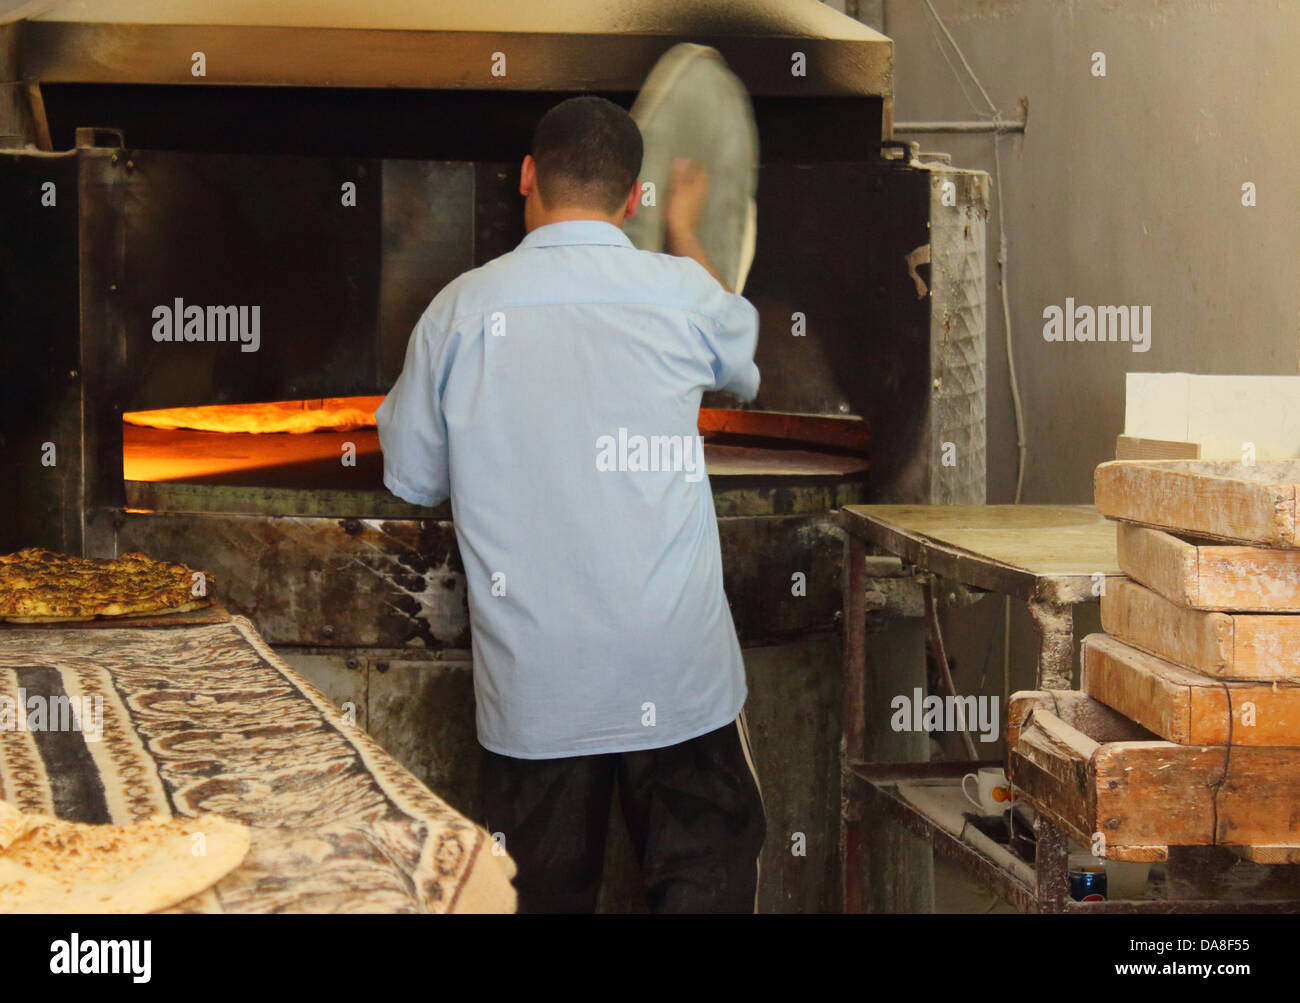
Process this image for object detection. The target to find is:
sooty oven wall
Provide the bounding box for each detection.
[0,152,80,555]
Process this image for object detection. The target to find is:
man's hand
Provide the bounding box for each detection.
[664,158,730,291]
[665,158,709,239]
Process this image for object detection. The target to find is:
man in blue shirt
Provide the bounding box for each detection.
[376,96,764,913]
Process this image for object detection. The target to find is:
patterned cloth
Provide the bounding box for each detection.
[0,615,516,913]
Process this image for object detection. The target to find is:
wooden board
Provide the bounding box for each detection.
[1117,521,1300,612]
[1095,458,1300,547]
[1081,633,1300,746]
[0,603,229,630]
[839,505,1120,604]
[1115,436,1200,461]
[1008,691,1300,859]
[1101,578,1300,681]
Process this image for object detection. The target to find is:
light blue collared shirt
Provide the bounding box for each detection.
[376,219,760,759]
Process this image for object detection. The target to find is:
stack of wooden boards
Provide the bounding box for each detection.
[1009,459,1300,863]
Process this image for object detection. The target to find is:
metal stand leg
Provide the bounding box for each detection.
[841,540,935,914]
[1034,815,1069,914]
[1027,598,1074,690]
[841,535,867,914]
[922,579,978,760]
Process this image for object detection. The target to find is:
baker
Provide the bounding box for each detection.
[375,95,764,913]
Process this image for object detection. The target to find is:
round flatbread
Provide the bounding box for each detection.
[624,43,759,294]
[0,801,250,913]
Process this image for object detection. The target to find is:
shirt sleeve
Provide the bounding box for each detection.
[375,313,453,508]
[698,289,761,402]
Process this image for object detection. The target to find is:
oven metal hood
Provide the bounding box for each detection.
[4,0,892,97]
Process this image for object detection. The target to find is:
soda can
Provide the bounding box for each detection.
[1069,866,1107,902]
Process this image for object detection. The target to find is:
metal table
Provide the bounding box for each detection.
[842,504,1119,691]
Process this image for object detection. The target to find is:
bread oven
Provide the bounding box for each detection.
[0,0,986,910]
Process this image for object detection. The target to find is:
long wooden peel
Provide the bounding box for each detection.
[1081,633,1300,747]
[1101,578,1300,681]
[1116,521,1300,612]
[1095,458,1300,547]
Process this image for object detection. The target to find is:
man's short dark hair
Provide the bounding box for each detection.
[531,96,643,215]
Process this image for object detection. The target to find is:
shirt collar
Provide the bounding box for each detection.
[519,219,634,250]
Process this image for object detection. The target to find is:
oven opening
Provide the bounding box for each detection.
[123,397,387,489]
[121,398,869,515]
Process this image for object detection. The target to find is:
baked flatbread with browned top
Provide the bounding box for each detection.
[0,548,212,622]
[0,801,250,913]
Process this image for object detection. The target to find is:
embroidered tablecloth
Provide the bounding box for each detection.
[0,614,516,913]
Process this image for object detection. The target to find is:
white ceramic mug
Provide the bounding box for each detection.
[962,766,1018,814]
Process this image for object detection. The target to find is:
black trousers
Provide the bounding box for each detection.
[480,711,766,914]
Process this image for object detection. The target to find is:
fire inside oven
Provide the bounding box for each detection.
[120,399,869,497]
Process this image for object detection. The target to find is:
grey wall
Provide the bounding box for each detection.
[882,0,1299,505]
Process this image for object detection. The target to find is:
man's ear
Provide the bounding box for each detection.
[623,180,640,221]
[520,155,536,198]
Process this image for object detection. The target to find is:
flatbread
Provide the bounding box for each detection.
[624,43,759,294]
[0,801,25,851]
[0,548,213,622]
[0,801,250,913]
[2,601,208,624]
